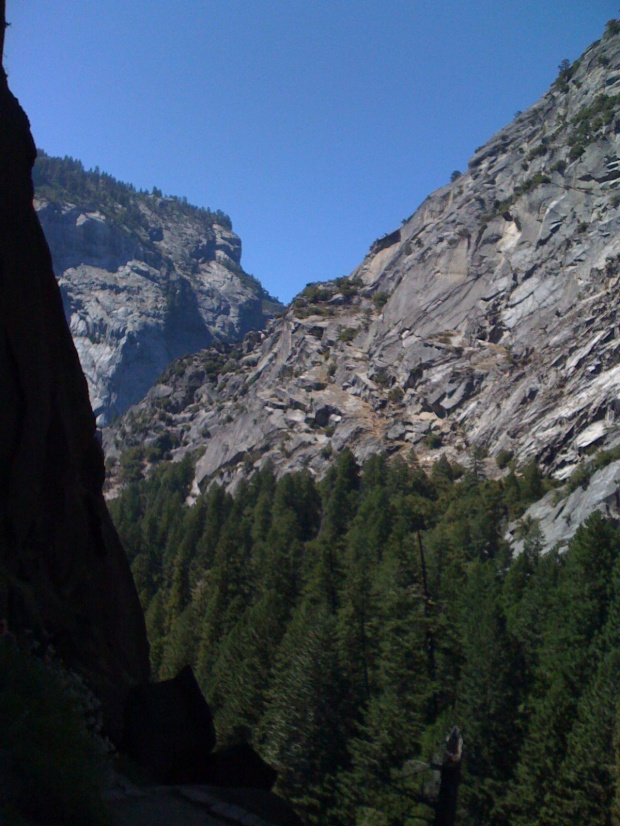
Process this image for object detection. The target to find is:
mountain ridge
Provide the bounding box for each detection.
[107,24,620,515]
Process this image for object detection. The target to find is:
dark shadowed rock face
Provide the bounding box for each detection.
[123,665,216,783]
[0,72,149,740]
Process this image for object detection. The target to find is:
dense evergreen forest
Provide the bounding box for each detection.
[33,150,232,230]
[110,451,620,825]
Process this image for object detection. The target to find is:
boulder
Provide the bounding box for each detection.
[123,666,217,783]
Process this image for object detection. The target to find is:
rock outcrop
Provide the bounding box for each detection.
[508,443,620,553]
[107,25,620,526]
[0,71,149,738]
[123,665,217,783]
[34,154,282,426]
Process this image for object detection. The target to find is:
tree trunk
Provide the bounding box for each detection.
[434,727,463,826]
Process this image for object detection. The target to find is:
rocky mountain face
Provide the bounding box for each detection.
[34,154,281,426]
[0,75,149,739]
[108,24,620,541]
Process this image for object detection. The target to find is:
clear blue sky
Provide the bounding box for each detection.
[6,1,619,303]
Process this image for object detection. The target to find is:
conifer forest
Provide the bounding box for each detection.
[110,452,620,825]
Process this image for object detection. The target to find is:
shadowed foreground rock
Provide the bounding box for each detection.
[192,743,278,790]
[107,781,304,826]
[124,667,278,790]
[0,64,149,738]
[123,665,217,783]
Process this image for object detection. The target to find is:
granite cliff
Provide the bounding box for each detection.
[34,153,281,426]
[0,65,149,739]
[109,25,620,545]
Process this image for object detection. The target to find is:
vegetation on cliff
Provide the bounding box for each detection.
[34,149,233,231]
[108,450,620,825]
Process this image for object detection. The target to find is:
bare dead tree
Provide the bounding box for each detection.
[434,727,463,826]
[396,726,464,826]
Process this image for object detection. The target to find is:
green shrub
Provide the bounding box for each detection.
[300,283,332,303]
[120,446,146,484]
[567,94,620,159]
[605,18,620,37]
[526,144,548,161]
[338,327,357,343]
[0,643,110,825]
[605,254,620,276]
[373,368,391,388]
[514,173,551,197]
[495,449,514,470]
[372,292,389,310]
[565,445,620,495]
[321,443,333,459]
[569,143,585,162]
[334,276,361,298]
[424,432,443,449]
[294,303,335,319]
[243,450,262,472]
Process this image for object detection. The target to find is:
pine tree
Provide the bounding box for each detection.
[338,533,433,826]
[338,484,393,706]
[208,589,286,745]
[194,485,255,686]
[454,559,525,825]
[542,648,620,825]
[191,483,233,577]
[259,601,349,823]
[158,604,199,679]
[504,514,620,824]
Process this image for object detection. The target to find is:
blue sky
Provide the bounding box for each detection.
[6,2,619,303]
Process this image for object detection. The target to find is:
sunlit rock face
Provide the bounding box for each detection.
[108,29,620,539]
[34,161,281,426]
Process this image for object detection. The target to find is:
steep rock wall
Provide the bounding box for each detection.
[107,27,620,516]
[0,72,149,738]
[34,160,281,426]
